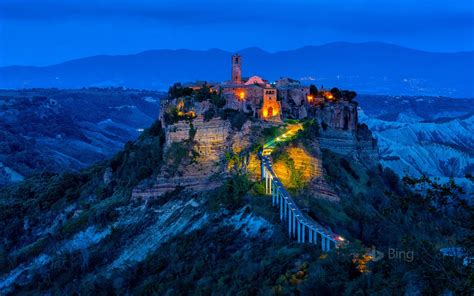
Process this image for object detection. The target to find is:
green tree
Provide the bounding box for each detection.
[309,84,318,97]
[330,87,342,100]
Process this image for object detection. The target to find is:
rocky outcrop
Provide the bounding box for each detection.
[272,144,340,202]
[273,145,322,184]
[313,101,358,131]
[133,117,256,199]
[166,117,231,163]
[281,99,377,164]
[279,88,309,119]
[138,97,376,200]
[310,101,379,165]
[318,129,357,155]
[230,121,253,154]
[246,153,262,181]
[318,127,379,166]
[131,173,221,200]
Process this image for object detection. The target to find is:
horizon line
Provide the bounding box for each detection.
[2,40,473,68]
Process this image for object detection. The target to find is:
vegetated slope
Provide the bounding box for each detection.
[0,120,470,295]
[358,95,474,189]
[1,42,473,97]
[0,88,163,186]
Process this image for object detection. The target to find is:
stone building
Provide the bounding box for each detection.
[275,77,311,119]
[231,54,242,84]
[220,54,281,121]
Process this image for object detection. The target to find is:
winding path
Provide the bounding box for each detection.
[259,124,345,251]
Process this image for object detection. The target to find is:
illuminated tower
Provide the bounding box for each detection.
[231,54,242,84]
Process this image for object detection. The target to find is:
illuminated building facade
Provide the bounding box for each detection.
[220,54,281,120]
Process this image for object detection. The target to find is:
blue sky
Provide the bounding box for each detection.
[0,0,473,66]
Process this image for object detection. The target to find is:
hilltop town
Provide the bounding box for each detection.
[161,54,358,124]
[133,54,378,200]
[1,55,470,295]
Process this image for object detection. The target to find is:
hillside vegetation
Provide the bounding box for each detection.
[0,118,471,295]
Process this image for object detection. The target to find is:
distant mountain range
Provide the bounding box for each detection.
[1,42,473,97]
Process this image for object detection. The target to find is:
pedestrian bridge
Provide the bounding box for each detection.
[260,124,345,251]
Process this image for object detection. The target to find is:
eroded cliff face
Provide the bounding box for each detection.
[273,144,339,202]
[313,101,358,131]
[283,100,377,161]
[271,100,378,201]
[317,127,379,165]
[135,98,378,200]
[311,102,379,165]
[273,145,322,184]
[166,117,231,163]
[133,117,256,199]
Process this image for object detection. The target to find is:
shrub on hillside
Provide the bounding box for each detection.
[110,123,165,187]
[168,83,193,99]
[208,174,251,211]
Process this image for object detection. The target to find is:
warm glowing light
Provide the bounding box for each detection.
[307,95,314,102]
[263,109,268,117]
[324,92,334,100]
[337,236,345,241]
[239,91,245,100]
[353,254,372,273]
[272,109,278,116]
[177,101,185,110]
[177,110,196,118]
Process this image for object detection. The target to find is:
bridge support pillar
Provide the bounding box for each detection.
[263,170,268,194]
[264,173,267,194]
[279,194,283,221]
[275,185,279,206]
[302,224,305,243]
[262,149,342,249]
[291,213,296,236]
[288,210,292,236]
[297,221,301,243]
[275,183,279,206]
[267,175,271,195]
[271,183,275,206]
[269,176,272,196]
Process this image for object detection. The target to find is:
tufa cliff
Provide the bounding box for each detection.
[132,83,378,202]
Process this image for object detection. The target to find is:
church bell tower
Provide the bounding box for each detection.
[231,54,242,84]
